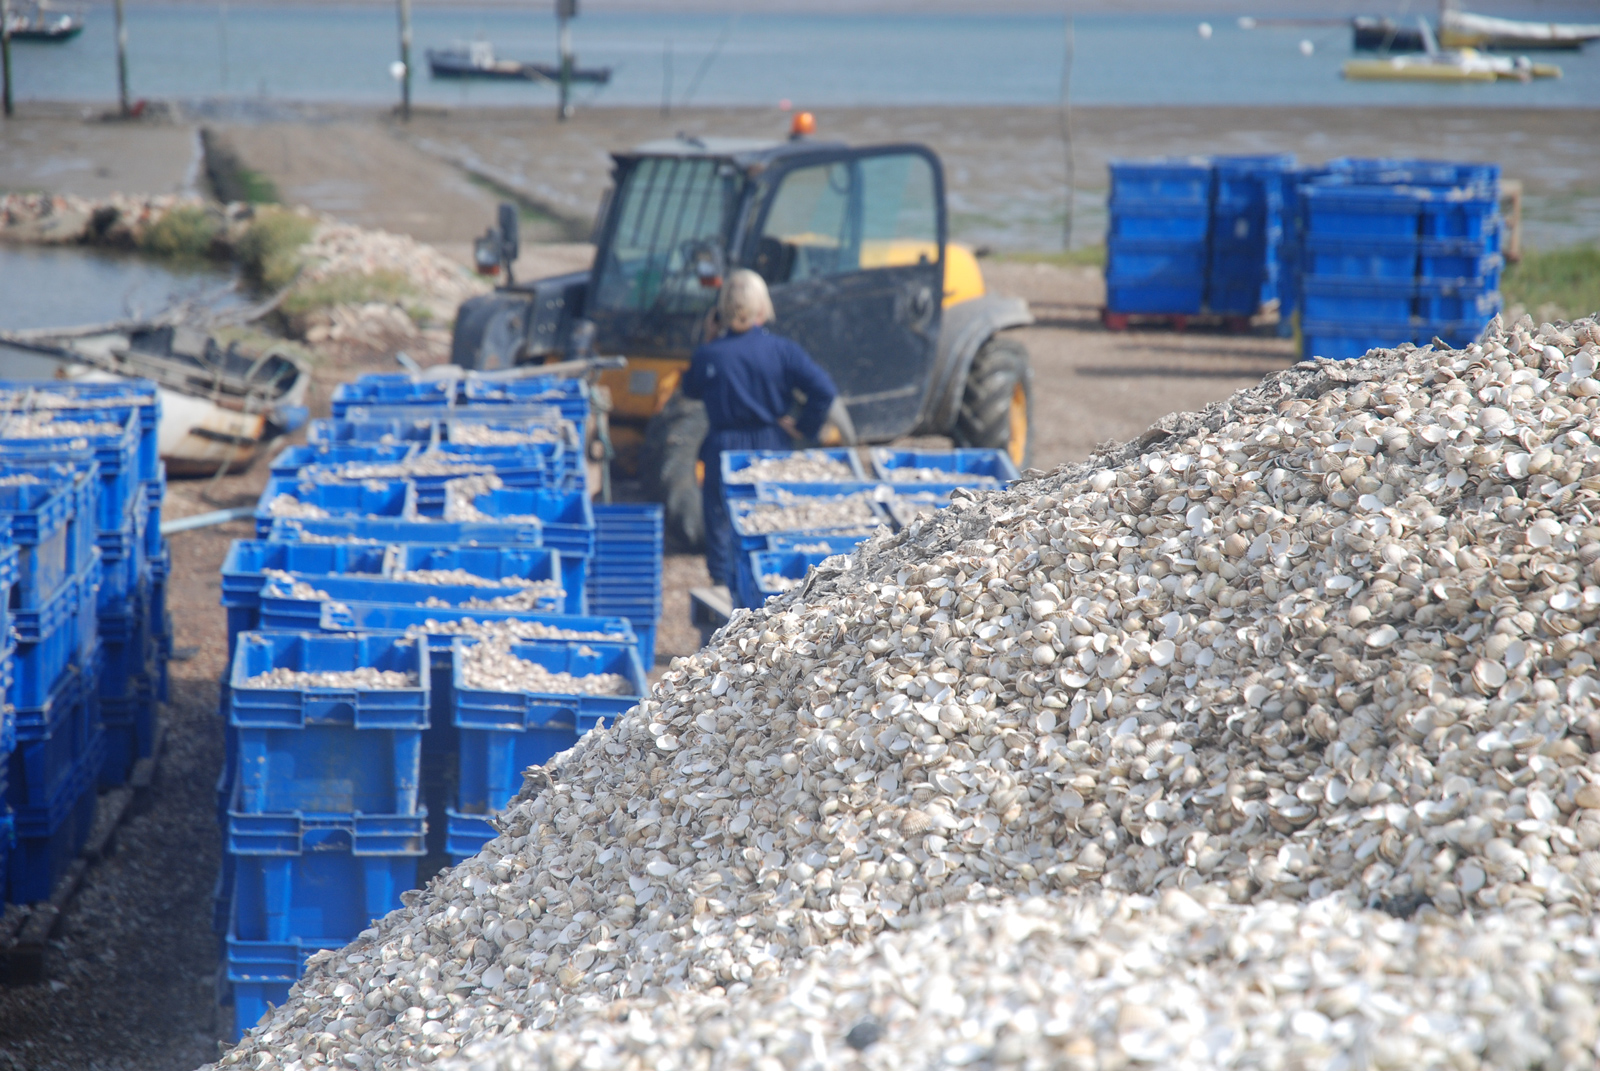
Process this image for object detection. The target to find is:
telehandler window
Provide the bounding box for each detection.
[593,157,740,314]
[756,152,938,284]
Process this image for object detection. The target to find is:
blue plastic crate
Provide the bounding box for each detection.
[254,478,413,536]
[0,379,161,482]
[8,663,90,810]
[424,439,570,483]
[0,406,141,534]
[869,447,1019,485]
[719,449,866,498]
[1105,279,1206,316]
[331,375,456,418]
[7,739,99,904]
[1416,283,1500,323]
[1106,238,1208,284]
[225,917,350,1041]
[0,478,75,608]
[420,485,593,554]
[1418,238,1503,283]
[226,800,423,947]
[256,573,564,632]
[456,722,581,815]
[1302,234,1418,280]
[445,808,497,863]
[221,539,390,613]
[442,406,575,448]
[1301,320,1418,362]
[1325,158,1499,192]
[270,442,418,478]
[140,477,163,559]
[748,549,835,606]
[1418,191,1498,240]
[1302,184,1424,238]
[230,631,429,728]
[1108,157,1213,203]
[306,415,437,449]
[99,679,155,789]
[95,526,143,611]
[1301,278,1415,323]
[452,637,645,733]
[1107,205,1210,242]
[9,571,83,710]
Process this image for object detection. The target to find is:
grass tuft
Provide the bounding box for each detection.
[139,206,220,260]
[237,208,315,292]
[1502,246,1600,322]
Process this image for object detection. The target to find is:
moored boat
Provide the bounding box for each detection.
[426,41,610,84]
[1343,16,1561,81]
[1439,9,1600,50]
[3,3,84,42]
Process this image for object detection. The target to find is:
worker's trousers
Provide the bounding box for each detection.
[700,426,790,593]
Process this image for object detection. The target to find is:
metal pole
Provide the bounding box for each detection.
[1058,15,1075,251]
[1,0,13,119]
[557,6,572,120]
[397,0,412,121]
[660,40,671,117]
[114,0,130,116]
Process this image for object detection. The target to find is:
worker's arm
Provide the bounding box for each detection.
[783,343,839,440]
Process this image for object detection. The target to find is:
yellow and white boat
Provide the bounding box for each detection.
[1342,17,1561,82]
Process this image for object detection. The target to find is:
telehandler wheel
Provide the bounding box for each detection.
[955,334,1033,470]
[641,392,709,552]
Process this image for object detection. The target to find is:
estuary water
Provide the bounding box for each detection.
[6,5,1600,110]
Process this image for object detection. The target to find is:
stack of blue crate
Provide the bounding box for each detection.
[720,447,1019,609]
[1105,157,1214,319]
[215,369,659,1039]
[0,379,170,905]
[1208,154,1296,326]
[1298,158,1502,360]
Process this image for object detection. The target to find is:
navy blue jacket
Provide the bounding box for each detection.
[683,327,839,452]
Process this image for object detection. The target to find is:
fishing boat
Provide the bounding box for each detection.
[426,41,610,84]
[1343,17,1561,81]
[1439,9,1600,50]
[3,2,84,41]
[0,321,310,476]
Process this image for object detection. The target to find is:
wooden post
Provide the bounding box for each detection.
[397,0,411,121]
[556,0,574,121]
[114,0,130,116]
[1,0,13,119]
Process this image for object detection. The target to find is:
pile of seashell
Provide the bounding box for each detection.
[725,452,858,484]
[458,637,636,696]
[450,890,1600,1071]
[211,316,1600,1071]
[261,570,332,601]
[263,494,330,520]
[734,490,886,535]
[239,666,418,690]
[443,474,542,526]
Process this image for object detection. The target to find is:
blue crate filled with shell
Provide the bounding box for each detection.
[0,378,171,904]
[214,367,662,1039]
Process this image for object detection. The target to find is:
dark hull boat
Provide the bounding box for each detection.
[1352,16,1426,52]
[4,8,84,41]
[426,45,610,84]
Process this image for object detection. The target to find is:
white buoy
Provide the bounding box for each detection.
[1299,39,1315,56]
[1238,16,1257,29]
[1198,22,1214,39]
[389,60,407,81]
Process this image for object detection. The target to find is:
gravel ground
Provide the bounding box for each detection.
[0,251,1295,1069]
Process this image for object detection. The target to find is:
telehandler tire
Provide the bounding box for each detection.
[955,334,1033,470]
[640,392,709,552]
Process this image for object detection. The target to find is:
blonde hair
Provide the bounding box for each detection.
[718,269,775,334]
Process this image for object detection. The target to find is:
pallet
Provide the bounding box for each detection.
[0,716,166,985]
[1101,308,1256,334]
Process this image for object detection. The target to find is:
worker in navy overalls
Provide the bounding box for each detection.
[683,269,839,590]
